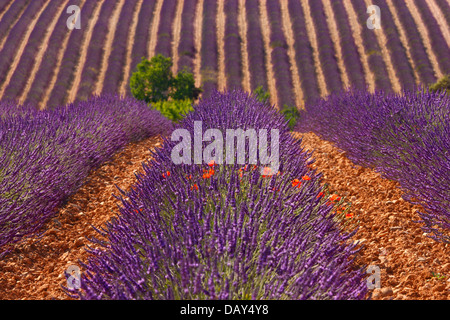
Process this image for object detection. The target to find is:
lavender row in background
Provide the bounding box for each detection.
[2,1,61,102]
[308,0,343,94]
[0,94,173,258]
[177,0,198,73]
[296,88,450,244]
[223,0,242,90]
[126,0,157,96]
[0,0,46,89]
[287,0,320,107]
[46,0,98,108]
[102,0,139,95]
[76,0,119,102]
[24,0,83,107]
[265,0,295,109]
[413,0,450,74]
[350,0,392,92]
[200,0,218,98]
[376,0,416,90]
[244,0,268,92]
[0,0,30,47]
[154,0,177,57]
[329,0,366,91]
[390,0,436,85]
[434,0,450,27]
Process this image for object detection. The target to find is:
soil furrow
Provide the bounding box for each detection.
[238,0,251,93]
[148,0,164,59]
[427,0,450,48]
[193,0,204,89]
[171,0,184,75]
[216,0,226,92]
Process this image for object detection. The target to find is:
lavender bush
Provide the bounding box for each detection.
[375,0,416,91]
[69,90,367,300]
[0,94,172,257]
[0,0,30,50]
[296,88,450,243]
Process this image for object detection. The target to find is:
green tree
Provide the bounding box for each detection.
[170,68,202,101]
[130,55,202,103]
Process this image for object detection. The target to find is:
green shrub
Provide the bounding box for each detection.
[129,54,202,104]
[429,74,450,94]
[151,99,194,123]
[254,85,270,103]
[281,105,301,130]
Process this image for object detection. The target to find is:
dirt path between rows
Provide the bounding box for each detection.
[216,0,226,92]
[322,0,350,91]
[427,0,450,48]
[193,0,204,89]
[148,0,163,59]
[238,0,251,93]
[295,132,450,300]
[0,136,162,300]
[259,0,278,108]
[171,0,184,75]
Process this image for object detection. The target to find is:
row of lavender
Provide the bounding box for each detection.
[0,95,172,257]
[68,90,368,300]
[295,88,450,244]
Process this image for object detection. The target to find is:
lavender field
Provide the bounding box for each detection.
[0,0,449,302]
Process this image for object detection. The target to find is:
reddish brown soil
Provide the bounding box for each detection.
[0,132,448,300]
